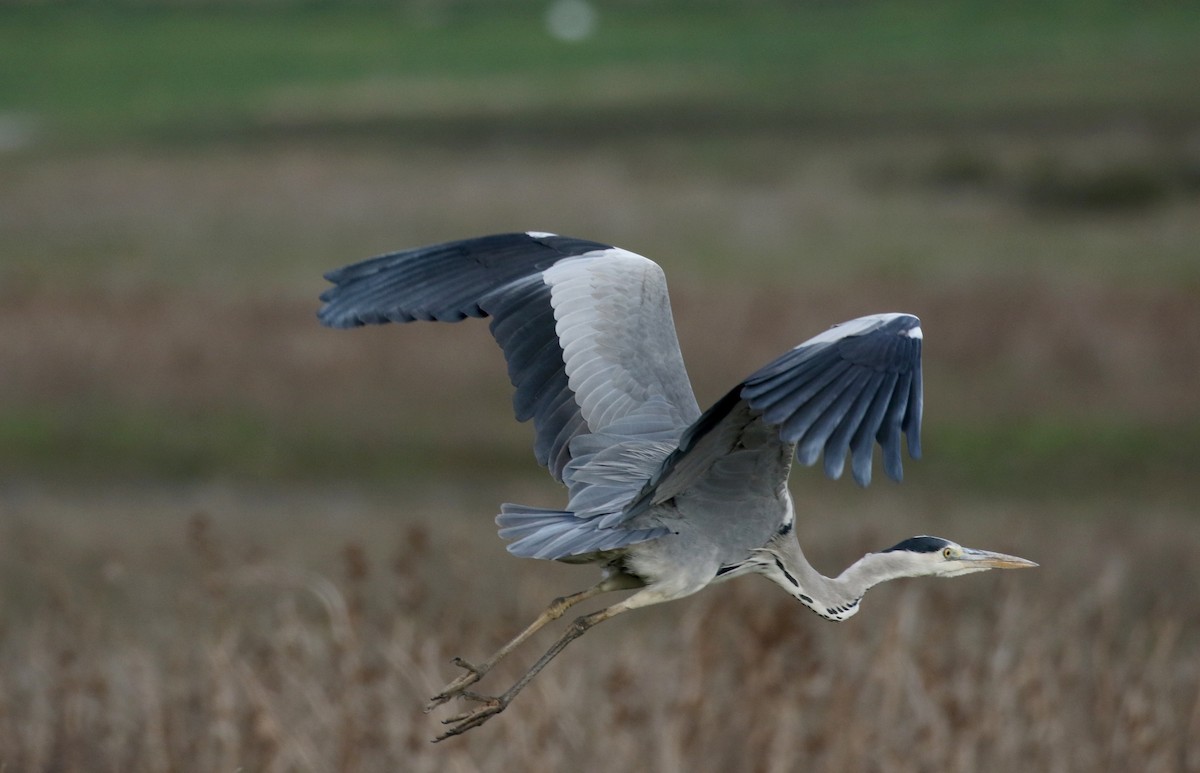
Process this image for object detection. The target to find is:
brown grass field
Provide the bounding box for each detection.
[2,4,1200,767]
[2,132,1199,770]
[2,130,1198,769]
[0,486,1196,771]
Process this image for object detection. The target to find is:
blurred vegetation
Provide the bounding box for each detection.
[0,0,1197,493]
[1,4,1198,768]
[2,0,1199,146]
[1,488,1195,770]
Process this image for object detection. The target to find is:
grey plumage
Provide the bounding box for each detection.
[318,231,1035,741]
[320,232,920,561]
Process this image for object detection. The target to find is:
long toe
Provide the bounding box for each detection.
[425,684,473,712]
[424,658,489,712]
[433,698,508,742]
[451,656,485,675]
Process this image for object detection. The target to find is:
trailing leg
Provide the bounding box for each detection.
[425,573,638,711]
[432,583,682,741]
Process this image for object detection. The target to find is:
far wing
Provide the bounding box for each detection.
[318,232,701,480]
[743,312,923,484]
[628,313,923,517]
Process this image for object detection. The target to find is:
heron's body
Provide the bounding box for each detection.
[318,231,1035,740]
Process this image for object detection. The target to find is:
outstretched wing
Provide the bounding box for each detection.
[743,312,923,484]
[318,231,701,481]
[628,313,923,519]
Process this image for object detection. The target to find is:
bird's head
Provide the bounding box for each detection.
[879,535,1038,578]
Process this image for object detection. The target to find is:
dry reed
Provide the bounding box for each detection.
[0,487,1195,772]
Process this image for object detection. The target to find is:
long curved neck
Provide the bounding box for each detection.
[756,535,923,622]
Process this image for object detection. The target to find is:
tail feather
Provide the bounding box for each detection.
[497,503,668,559]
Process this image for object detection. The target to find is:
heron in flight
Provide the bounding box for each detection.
[318,232,1036,740]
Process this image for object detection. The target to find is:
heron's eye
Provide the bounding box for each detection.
[942,547,954,559]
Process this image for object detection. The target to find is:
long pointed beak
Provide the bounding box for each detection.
[962,548,1038,569]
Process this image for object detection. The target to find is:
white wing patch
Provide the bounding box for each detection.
[543,249,700,435]
[797,312,917,348]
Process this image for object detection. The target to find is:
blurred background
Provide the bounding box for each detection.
[1,1,1197,770]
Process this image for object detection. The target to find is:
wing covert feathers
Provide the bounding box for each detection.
[321,234,924,561]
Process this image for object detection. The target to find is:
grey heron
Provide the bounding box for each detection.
[317,232,1037,740]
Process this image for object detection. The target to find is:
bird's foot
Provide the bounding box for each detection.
[424,657,489,712]
[432,691,510,742]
